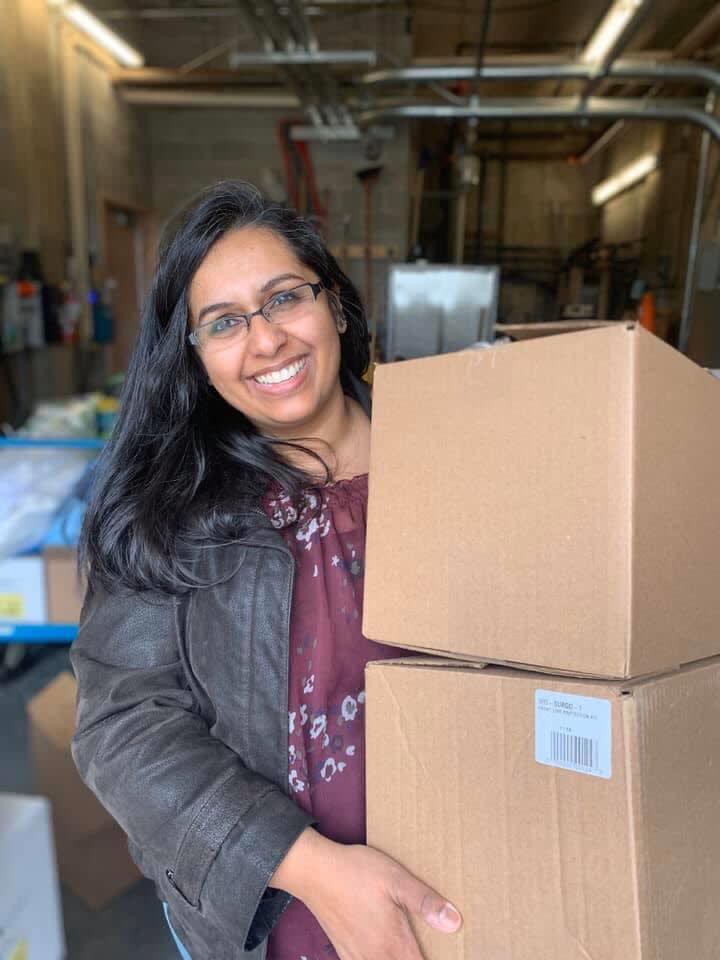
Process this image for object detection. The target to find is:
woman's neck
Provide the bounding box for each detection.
[272,386,370,483]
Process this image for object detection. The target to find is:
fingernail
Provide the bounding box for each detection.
[436,903,461,932]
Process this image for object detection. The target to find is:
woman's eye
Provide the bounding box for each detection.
[210,315,242,336]
[269,291,298,309]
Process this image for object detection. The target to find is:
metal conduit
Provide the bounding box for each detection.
[359,98,720,143]
[679,91,717,355]
[359,59,720,91]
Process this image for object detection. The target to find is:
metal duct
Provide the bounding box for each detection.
[359,97,720,142]
[359,59,720,92]
[121,89,301,107]
[228,50,377,65]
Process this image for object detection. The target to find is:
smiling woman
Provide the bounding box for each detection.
[70,180,462,960]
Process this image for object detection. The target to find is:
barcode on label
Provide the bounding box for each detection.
[550,731,598,772]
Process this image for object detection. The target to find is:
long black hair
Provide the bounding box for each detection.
[80,180,369,596]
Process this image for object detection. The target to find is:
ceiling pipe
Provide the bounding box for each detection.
[103,1,398,16]
[121,88,301,106]
[359,97,720,142]
[359,59,720,91]
[110,54,676,87]
[228,50,377,65]
[679,92,716,355]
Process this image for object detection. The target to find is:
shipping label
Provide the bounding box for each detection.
[535,689,612,779]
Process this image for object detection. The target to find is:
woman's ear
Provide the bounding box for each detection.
[329,290,347,333]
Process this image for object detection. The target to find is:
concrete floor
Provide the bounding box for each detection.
[1,645,179,960]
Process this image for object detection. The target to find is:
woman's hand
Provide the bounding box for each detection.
[271,828,462,959]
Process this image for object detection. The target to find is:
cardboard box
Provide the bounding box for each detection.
[52,815,145,911]
[0,794,65,960]
[0,555,47,623]
[27,672,142,908]
[364,324,720,677]
[44,547,84,624]
[366,656,720,960]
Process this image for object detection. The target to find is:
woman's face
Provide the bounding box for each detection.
[188,226,343,438]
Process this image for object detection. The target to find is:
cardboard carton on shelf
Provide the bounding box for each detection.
[43,547,84,624]
[366,655,720,960]
[364,324,720,678]
[26,672,142,909]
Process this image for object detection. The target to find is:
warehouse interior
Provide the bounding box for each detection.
[3,0,720,958]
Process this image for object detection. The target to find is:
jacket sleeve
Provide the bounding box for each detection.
[70,582,315,952]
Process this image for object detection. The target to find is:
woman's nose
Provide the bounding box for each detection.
[247,312,288,355]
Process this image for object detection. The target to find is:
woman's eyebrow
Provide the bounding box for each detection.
[258,272,305,294]
[197,301,236,324]
[196,273,306,325]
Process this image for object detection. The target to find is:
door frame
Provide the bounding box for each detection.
[98,194,158,374]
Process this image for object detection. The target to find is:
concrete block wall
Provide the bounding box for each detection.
[79,54,151,222]
[460,156,597,324]
[0,0,67,282]
[0,3,151,425]
[588,119,698,341]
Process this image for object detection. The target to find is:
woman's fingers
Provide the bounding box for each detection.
[301,841,462,960]
[390,865,463,934]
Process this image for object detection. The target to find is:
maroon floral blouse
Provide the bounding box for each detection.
[262,474,403,960]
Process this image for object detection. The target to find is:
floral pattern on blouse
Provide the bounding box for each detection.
[262,475,404,960]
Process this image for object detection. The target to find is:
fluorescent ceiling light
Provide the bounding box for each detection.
[58,2,144,68]
[581,0,645,65]
[592,153,658,206]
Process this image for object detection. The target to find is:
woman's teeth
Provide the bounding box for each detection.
[254,358,306,385]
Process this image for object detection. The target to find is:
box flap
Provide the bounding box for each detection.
[366,656,489,672]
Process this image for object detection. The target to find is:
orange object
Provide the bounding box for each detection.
[638,290,657,334]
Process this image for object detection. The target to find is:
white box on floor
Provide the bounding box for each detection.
[0,794,65,960]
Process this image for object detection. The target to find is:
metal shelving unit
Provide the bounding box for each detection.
[0,623,78,643]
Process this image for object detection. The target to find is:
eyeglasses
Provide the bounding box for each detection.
[188,281,325,350]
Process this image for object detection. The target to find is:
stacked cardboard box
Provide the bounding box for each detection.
[27,672,142,909]
[44,547,84,624]
[363,325,720,959]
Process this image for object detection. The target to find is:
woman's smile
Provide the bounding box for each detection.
[249,354,310,394]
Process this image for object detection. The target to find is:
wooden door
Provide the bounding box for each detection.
[104,204,143,375]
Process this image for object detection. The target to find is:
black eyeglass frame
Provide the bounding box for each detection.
[187,280,325,347]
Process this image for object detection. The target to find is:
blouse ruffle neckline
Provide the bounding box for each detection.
[263,474,368,532]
